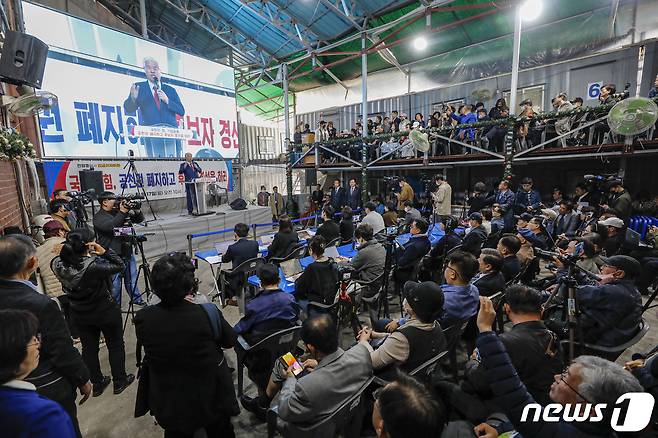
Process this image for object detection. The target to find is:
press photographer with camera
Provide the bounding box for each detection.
[52,229,135,397]
[93,192,145,306]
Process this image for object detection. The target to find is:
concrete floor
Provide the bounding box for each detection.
[76,260,658,438]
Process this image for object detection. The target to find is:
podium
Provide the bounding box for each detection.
[185,177,216,216]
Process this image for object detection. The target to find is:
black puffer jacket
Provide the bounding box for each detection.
[52,250,125,322]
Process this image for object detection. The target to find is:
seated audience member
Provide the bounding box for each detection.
[437,250,480,327]
[514,177,542,214]
[351,224,386,323]
[461,212,487,257]
[36,220,77,338]
[235,263,301,405]
[316,206,340,244]
[474,296,643,438]
[472,249,506,297]
[394,219,431,287]
[515,212,532,231]
[438,286,563,424]
[553,200,580,239]
[242,314,372,423]
[490,206,505,235]
[382,202,398,228]
[362,201,386,235]
[134,253,239,437]
[339,206,355,243]
[480,208,493,235]
[267,216,299,260]
[598,216,625,256]
[294,236,341,308]
[515,230,535,266]
[525,217,551,250]
[575,206,597,237]
[372,374,447,438]
[564,235,603,276]
[428,216,462,259]
[0,309,76,438]
[576,255,642,347]
[402,201,422,230]
[222,222,259,306]
[497,234,522,282]
[358,282,447,377]
[625,352,658,428]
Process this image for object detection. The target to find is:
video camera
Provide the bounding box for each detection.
[113,226,153,243]
[383,176,401,192]
[68,189,96,204]
[609,83,631,101]
[116,194,145,210]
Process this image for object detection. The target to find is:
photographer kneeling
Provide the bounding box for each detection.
[93,191,145,306]
[52,228,134,396]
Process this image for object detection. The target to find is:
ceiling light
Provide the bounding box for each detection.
[520,0,542,21]
[413,36,428,51]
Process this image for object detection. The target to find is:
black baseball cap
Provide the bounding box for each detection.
[469,212,484,222]
[403,281,444,322]
[514,213,533,222]
[600,255,641,278]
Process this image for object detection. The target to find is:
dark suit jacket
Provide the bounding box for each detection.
[267,231,300,260]
[462,225,488,257]
[396,235,431,270]
[330,187,346,210]
[501,256,521,282]
[553,212,580,238]
[473,271,506,297]
[339,219,354,243]
[316,219,340,244]
[346,186,362,210]
[222,238,259,269]
[123,80,185,127]
[134,302,239,432]
[0,279,89,390]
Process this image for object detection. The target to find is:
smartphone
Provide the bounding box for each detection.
[280,352,305,378]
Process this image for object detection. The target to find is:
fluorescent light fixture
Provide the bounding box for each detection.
[520,0,542,21]
[413,36,428,51]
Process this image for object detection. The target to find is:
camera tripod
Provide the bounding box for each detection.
[121,156,157,223]
[121,233,155,334]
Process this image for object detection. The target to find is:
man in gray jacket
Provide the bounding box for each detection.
[352,223,386,323]
[553,92,574,147]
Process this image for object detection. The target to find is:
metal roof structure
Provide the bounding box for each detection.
[97,0,635,119]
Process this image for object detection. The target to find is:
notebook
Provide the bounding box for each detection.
[214,240,233,255]
[260,234,275,245]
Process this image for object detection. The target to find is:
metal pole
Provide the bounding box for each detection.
[361,33,369,205]
[283,63,294,216]
[139,0,148,39]
[509,7,522,113]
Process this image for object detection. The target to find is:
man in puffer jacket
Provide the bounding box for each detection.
[472,296,644,438]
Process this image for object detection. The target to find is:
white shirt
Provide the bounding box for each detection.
[3,380,36,391]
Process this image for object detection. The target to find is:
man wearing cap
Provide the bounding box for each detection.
[49,199,72,233]
[513,177,542,214]
[515,212,533,231]
[576,255,642,346]
[93,192,145,306]
[462,212,487,257]
[602,181,632,223]
[358,281,446,378]
[598,216,625,256]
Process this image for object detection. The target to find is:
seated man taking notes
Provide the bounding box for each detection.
[221,223,258,306]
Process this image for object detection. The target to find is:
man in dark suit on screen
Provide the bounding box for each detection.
[123,57,185,158]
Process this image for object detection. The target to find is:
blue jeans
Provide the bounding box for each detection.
[112,255,142,305]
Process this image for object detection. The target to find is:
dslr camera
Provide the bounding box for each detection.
[116,194,144,211]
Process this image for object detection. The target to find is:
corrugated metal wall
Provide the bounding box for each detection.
[296,45,644,130]
[238,124,285,162]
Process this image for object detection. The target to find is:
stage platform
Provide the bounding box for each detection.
[135,204,272,260]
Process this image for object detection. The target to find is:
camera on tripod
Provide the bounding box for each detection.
[383,176,400,192]
[609,83,631,101]
[116,194,145,210]
[113,226,148,243]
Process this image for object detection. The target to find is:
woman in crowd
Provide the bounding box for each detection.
[383,202,398,227]
[294,236,341,309]
[134,252,239,438]
[339,206,355,244]
[414,112,426,128]
[488,98,507,119]
[0,309,76,438]
[266,216,299,260]
[52,228,133,397]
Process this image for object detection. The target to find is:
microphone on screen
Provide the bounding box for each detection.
[153,77,160,90]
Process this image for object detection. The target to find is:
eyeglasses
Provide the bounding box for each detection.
[559,367,591,404]
[27,333,41,348]
[445,265,461,279]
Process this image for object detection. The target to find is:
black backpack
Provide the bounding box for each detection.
[229,198,247,210]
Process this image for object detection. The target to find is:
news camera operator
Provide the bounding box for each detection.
[93,192,145,306]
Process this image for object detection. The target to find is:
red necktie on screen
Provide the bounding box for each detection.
[153,86,161,110]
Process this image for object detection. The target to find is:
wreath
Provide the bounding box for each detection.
[0,128,36,161]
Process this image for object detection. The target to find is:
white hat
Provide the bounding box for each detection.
[598,217,624,228]
[540,208,558,221]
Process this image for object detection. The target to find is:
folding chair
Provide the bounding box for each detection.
[270,245,308,265]
[372,350,449,388]
[218,257,264,314]
[443,318,471,381]
[561,318,650,362]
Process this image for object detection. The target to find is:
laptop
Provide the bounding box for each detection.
[324,245,340,260]
[260,234,275,245]
[297,229,316,240]
[214,240,233,255]
[625,228,641,247]
[281,258,304,280]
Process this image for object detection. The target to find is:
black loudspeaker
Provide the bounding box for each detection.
[305,169,317,187]
[79,170,103,198]
[229,198,247,210]
[0,31,49,89]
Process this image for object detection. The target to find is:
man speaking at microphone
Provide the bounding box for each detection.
[179,153,202,215]
[123,57,185,158]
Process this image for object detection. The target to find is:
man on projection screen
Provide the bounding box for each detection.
[123,57,186,158]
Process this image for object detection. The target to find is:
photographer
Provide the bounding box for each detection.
[431,174,452,222]
[93,192,145,306]
[52,229,134,397]
[49,199,72,233]
[53,189,77,229]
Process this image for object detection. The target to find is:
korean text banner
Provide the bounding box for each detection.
[43,159,233,201]
[23,1,239,159]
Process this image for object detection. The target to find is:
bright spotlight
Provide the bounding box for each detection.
[413,36,428,51]
[520,0,542,21]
